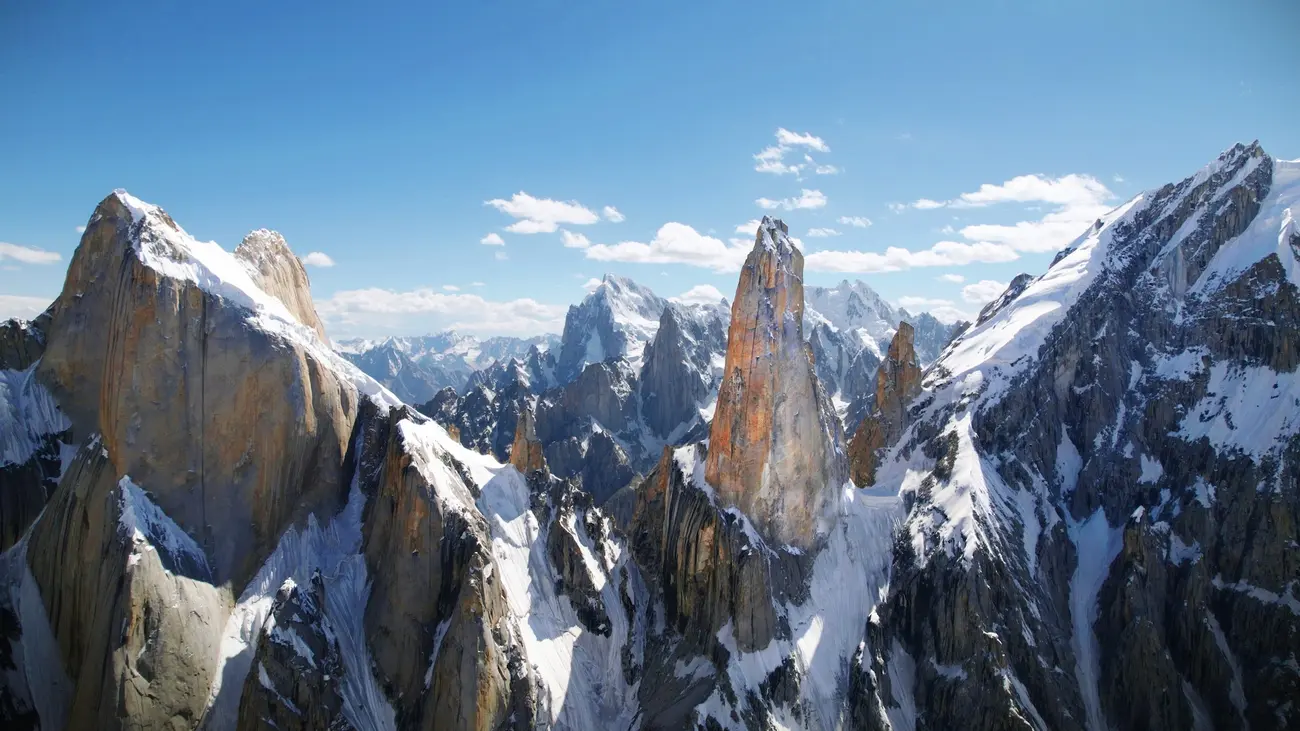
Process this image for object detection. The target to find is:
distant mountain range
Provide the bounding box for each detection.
[336,273,955,416]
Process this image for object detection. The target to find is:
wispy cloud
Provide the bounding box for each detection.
[486,192,600,234]
[302,251,335,268]
[672,284,727,306]
[0,242,61,265]
[602,205,625,223]
[838,216,872,228]
[960,279,1008,304]
[806,228,840,238]
[495,250,508,261]
[938,273,965,283]
[75,225,86,234]
[582,277,603,293]
[805,240,1019,274]
[316,288,565,338]
[735,220,762,235]
[471,281,486,287]
[753,128,832,176]
[894,172,1115,253]
[480,233,505,246]
[0,294,53,320]
[442,284,460,292]
[756,189,827,211]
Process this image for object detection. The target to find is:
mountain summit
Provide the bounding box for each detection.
[706,216,846,547]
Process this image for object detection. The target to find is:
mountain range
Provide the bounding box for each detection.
[0,141,1296,731]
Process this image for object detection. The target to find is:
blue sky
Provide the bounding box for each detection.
[2,0,1297,337]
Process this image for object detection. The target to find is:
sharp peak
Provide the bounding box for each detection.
[758,215,789,234]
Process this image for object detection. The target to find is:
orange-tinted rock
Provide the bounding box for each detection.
[848,321,922,486]
[704,217,846,548]
[509,404,546,474]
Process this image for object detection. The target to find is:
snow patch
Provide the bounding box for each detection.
[1067,509,1123,731]
[0,365,69,466]
[1178,362,1300,461]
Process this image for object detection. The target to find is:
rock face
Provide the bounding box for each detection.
[1,319,70,551]
[630,446,811,654]
[362,410,536,731]
[855,142,1300,731]
[27,438,227,728]
[639,304,724,439]
[555,275,667,384]
[705,217,847,548]
[509,404,546,474]
[235,573,350,730]
[847,321,923,487]
[35,192,359,587]
[234,229,329,340]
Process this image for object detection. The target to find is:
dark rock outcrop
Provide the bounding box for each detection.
[236,573,351,731]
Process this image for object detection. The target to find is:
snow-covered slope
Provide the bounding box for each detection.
[862,142,1300,731]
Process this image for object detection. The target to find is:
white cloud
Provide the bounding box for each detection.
[961,279,1009,304]
[602,206,625,223]
[471,281,486,287]
[775,128,829,152]
[897,296,953,308]
[838,216,872,228]
[805,240,1019,273]
[560,229,591,249]
[480,232,505,246]
[302,251,335,268]
[922,305,975,324]
[735,220,762,235]
[316,288,566,338]
[806,228,840,237]
[583,222,752,273]
[940,224,956,234]
[672,284,727,306]
[913,173,1111,210]
[495,250,508,261]
[899,172,1114,254]
[582,277,603,293]
[887,203,907,213]
[802,155,838,175]
[485,192,599,234]
[0,242,61,265]
[753,129,830,176]
[894,296,972,324]
[75,225,86,234]
[1113,174,1126,184]
[938,273,965,283]
[754,146,802,176]
[442,284,460,292]
[0,294,53,320]
[756,189,827,211]
[958,205,1111,253]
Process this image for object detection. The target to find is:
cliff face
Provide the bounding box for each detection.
[36,193,359,587]
[705,217,847,548]
[847,321,922,487]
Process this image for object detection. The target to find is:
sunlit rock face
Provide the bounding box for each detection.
[847,321,922,487]
[704,216,847,549]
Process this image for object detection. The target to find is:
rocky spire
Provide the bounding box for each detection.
[509,403,546,474]
[848,321,923,486]
[705,216,846,548]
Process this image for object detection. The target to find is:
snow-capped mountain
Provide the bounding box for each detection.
[854,141,1300,730]
[3,142,1295,731]
[336,332,558,404]
[554,274,672,383]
